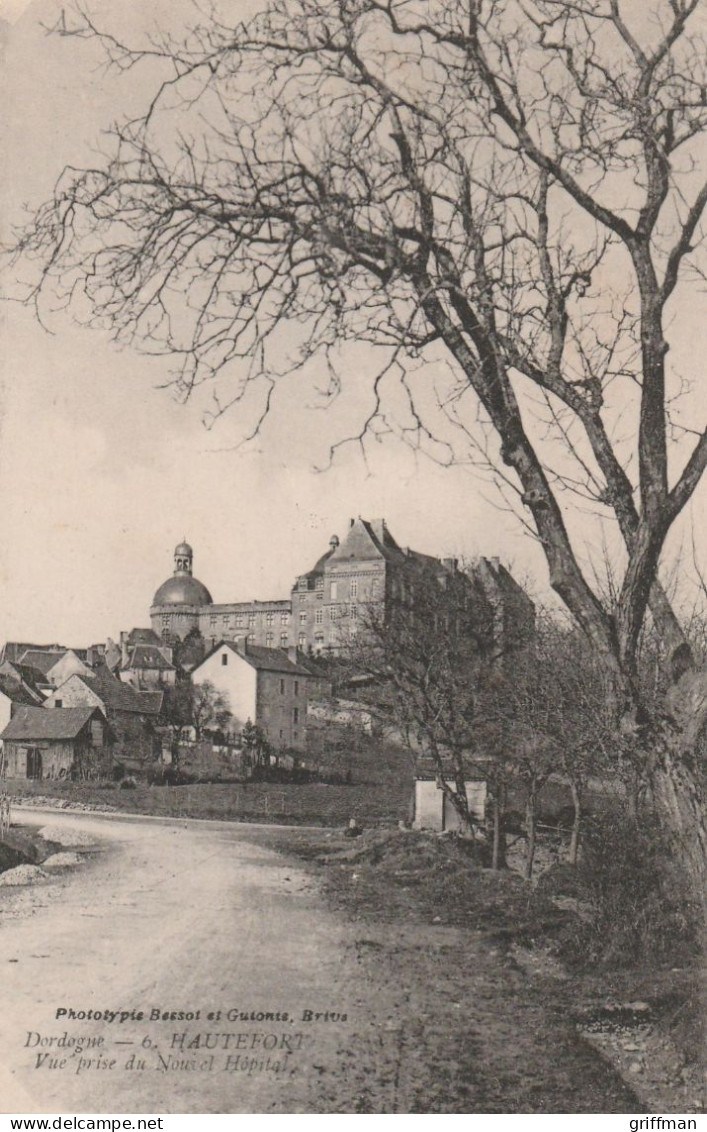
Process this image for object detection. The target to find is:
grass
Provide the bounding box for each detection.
[6,774,411,826]
[249,823,704,1112]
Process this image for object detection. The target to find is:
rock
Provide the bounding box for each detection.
[628,1062,644,1075]
[42,852,82,869]
[0,864,46,886]
[38,825,95,848]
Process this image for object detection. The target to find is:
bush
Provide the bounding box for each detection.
[119,776,138,790]
[558,808,700,967]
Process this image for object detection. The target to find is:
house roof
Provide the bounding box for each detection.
[59,670,163,716]
[1,705,101,741]
[18,649,69,676]
[122,645,175,672]
[0,675,40,707]
[1,642,67,665]
[196,640,313,677]
[126,628,163,647]
[139,690,164,715]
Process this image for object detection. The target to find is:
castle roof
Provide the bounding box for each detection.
[152,574,213,608]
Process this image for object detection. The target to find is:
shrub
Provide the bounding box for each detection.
[558,807,700,967]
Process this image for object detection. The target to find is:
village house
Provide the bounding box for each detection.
[1,705,109,780]
[44,669,163,764]
[113,629,177,689]
[191,640,311,751]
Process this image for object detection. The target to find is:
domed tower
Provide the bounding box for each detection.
[150,540,213,641]
[174,540,193,575]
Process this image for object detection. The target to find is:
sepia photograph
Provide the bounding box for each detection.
[0,0,705,1116]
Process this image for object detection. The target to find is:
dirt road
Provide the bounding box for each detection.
[0,810,374,1114]
[1,809,640,1115]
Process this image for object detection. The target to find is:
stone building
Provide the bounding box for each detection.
[1,705,108,780]
[150,541,290,650]
[191,640,311,751]
[149,521,534,657]
[44,669,163,765]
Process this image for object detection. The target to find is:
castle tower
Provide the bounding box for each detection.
[151,540,213,641]
[174,539,193,576]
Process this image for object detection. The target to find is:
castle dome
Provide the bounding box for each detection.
[152,574,213,608]
[174,540,193,557]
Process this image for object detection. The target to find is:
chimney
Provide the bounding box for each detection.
[287,646,299,664]
[442,557,458,572]
[120,631,129,669]
[235,636,248,656]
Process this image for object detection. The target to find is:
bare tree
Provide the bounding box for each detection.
[349,562,495,836]
[9,0,707,921]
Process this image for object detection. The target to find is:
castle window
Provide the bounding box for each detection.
[293,707,299,724]
[280,679,285,694]
[350,604,358,619]
[315,576,324,591]
[314,634,324,654]
[266,612,274,626]
[315,609,323,624]
[299,611,307,624]
[266,632,274,647]
[280,633,288,647]
[221,653,228,666]
[247,614,256,627]
[235,613,244,628]
[330,581,338,601]
[294,681,299,697]
[162,616,170,628]
[298,577,308,590]
[350,578,358,598]
[298,633,306,647]
[281,611,290,625]
[210,615,217,627]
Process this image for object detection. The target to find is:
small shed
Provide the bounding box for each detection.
[0,705,109,781]
[413,776,487,832]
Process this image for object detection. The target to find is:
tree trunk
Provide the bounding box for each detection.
[491,782,507,871]
[569,779,582,867]
[652,748,707,946]
[525,790,537,881]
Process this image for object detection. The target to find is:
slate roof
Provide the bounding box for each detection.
[1,642,66,665]
[126,628,163,647]
[1,705,100,741]
[197,640,313,677]
[56,670,163,716]
[0,675,40,707]
[122,645,175,672]
[18,649,68,675]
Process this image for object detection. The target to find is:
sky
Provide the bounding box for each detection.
[1,0,705,648]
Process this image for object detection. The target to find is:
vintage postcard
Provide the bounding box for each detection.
[1,0,705,1116]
